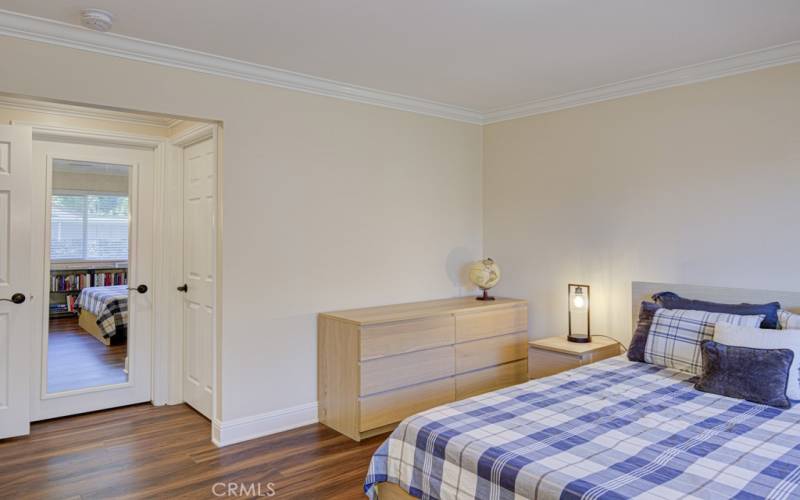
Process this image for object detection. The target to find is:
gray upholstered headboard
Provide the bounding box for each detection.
[632,281,800,333]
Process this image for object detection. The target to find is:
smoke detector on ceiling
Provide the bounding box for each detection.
[81,8,113,32]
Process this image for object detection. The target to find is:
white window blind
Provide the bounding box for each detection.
[51,193,129,261]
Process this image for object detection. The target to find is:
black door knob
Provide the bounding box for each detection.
[177,284,188,293]
[129,284,148,294]
[0,293,25,304]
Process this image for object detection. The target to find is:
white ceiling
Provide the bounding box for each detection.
[1,0,799,114]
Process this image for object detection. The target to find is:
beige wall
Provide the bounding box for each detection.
[7,33,797,430]
[484,63,800,345]
[0,36,483,422]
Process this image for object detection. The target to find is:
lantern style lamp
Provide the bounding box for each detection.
[567,284,591,343]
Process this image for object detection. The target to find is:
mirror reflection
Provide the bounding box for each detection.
[47,159,130,393]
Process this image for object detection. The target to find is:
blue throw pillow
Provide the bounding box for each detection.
[628,301,661,362]
[653,291,780,329]
[695,340,792,408]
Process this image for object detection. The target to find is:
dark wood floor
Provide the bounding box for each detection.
[0,403,387,499]
[48,317,128,393]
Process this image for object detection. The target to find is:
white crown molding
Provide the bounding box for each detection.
[0,9,798,126]
[0,95,175,128]
[483,41,800,124]
[212,402,318,447]
[0,9,484,125]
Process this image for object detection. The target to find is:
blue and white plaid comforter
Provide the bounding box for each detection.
[365,356,800,499]
[76,285,128,339]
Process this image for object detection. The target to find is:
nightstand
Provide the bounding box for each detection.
[528,336,621,379]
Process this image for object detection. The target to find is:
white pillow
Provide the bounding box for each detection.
[779,309,800,330]
[715,321,800,400]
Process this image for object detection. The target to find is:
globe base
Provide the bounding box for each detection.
[476,289,495,301]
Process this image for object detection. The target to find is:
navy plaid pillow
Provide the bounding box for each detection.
[644,308,765,374]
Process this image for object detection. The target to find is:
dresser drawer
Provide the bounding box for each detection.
[455,331,528,374]
[455,305,527,342]
[360,316,454,360]
[360,346,454,396]
[455,359,528,400]
[359,377,454,431]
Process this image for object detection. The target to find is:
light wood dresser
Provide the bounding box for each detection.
[318,297,528,441]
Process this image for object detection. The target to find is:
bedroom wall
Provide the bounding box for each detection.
[483,63,800,345]
[0,37,483,425]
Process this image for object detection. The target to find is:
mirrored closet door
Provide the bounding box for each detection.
[48,159,131,392]
[30,139,154,421]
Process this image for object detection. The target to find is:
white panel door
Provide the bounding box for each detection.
[0,125,32,439]
[182,138,215,419]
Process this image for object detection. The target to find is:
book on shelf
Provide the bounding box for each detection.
[94,271,127,287]
[50,303,68,313]
[50,272,92,292]
[66,294,77,312]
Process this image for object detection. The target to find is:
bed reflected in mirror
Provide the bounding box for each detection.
[47,159,131,393]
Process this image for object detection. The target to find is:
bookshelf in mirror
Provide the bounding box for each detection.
[49,262,128,318]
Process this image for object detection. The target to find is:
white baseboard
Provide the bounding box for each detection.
[212,402,319,447]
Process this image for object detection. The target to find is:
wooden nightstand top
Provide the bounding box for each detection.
[528,336,619,356]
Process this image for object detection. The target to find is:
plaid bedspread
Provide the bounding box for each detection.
[365,356,800,499]
[76,285,128,339]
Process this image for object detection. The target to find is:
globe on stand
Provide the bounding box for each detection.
[468,258,501,301]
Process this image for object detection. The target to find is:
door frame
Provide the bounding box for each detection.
[19,120,221,434]
[165,123,221,430]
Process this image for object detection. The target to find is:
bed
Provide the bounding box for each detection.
[76,285,128,346]
[365,282,800,499]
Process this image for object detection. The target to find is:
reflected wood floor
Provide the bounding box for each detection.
[0,403,387,499]
[48,317,127,393]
